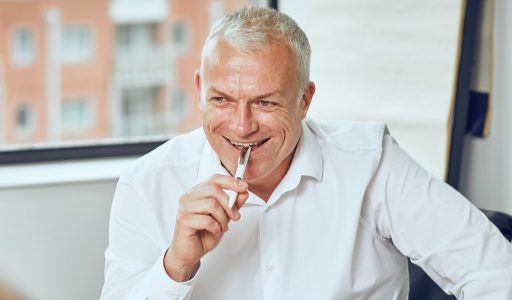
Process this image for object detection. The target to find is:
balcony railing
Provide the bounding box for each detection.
[114,47,172,74]
[120,111,171,137]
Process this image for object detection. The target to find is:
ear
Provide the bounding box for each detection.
[194,69,203,110]
[300,81,315,119]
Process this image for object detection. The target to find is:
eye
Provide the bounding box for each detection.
[259,100,271,107]
[210,97,226,105]
[257,100,278,110]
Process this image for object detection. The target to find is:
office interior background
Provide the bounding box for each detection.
[0,0,510,299]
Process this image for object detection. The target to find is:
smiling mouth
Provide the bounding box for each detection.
[224,137,270,151]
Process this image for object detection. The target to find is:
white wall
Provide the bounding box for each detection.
[459,0,512,215]
[0,180,116,300]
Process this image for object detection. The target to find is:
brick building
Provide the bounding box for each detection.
[0,0,260,146]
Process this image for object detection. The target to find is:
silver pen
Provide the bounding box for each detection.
[225,146,251,208]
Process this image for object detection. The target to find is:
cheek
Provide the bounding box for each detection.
[269,110,301,134]
[203,108,227,131]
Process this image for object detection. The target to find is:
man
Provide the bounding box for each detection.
[101,7,512,300]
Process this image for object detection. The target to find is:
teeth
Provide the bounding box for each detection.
[229,139,264,147]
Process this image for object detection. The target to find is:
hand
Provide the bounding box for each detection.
[163,174,249,282]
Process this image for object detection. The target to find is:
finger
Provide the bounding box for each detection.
[206,174,249,194]
[235,190,250,209]
[179,213,223,237]
[215,187,242,220]
[187,184,240,221]
[183,179,243,204]
[183,198,230,231]
[232,191,249,220]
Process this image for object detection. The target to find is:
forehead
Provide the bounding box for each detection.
[202,37,298,92]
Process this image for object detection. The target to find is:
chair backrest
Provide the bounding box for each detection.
[481,209,512,241]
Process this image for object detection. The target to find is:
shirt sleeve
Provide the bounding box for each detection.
[100,177,196,300]
[366,134,512,299]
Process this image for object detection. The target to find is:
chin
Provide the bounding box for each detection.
[245,166,269,183]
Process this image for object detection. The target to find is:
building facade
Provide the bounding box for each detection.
[0,0,260,147]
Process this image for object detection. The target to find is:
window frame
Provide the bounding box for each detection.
[446,0,480,189]
[0,140,166,165]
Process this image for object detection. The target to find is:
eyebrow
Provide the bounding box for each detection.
[208,87,280,101]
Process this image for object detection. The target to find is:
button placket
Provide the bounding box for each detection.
[259,208,279,300]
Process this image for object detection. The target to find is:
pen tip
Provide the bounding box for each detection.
[239,145,251,164]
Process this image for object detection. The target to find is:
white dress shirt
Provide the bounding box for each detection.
[101,119,512,300]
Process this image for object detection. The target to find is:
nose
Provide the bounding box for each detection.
[229,103,258,137]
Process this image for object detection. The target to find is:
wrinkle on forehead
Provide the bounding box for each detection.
[202,37,299,100]
[224,58,261,96]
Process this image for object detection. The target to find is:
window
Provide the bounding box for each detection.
[11,27,36,67]
[172,21,190,54]
[116,24,156,52]
[61,97,94,134]
[121,86,164,137]
[60,25,94,63]
[16,106,29,129]
[0,0,270,162]
[14,103,36,139]
[172,89,187,116]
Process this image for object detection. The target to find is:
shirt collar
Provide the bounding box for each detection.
[289,120,323,182]
[264,121,323,208]
[196,121,323,206]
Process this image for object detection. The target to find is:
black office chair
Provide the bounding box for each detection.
[408,209,512,300]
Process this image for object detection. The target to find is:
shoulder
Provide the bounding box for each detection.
[304,118,387,153]
[121,128,206,182]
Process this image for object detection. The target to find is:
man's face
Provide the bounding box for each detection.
[195,38,314,192]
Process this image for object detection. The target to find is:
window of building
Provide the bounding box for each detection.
[11,27,36,67]
[172,89,187,117]
[14,103,36,138]
[16,105,29,129]
[172,21,190,54]
[61,97,94,134]
[60,25,94,63]
[116,24,157,52]
[121,86,164,137]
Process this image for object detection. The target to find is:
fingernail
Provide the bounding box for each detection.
[236,211,241,219]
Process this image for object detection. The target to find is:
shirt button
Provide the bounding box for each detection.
[266,264,274,272]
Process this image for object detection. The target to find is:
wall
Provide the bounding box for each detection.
[0,180,116,300]
[459,0,512,214]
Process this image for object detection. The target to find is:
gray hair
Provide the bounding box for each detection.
[200,6,311,90]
